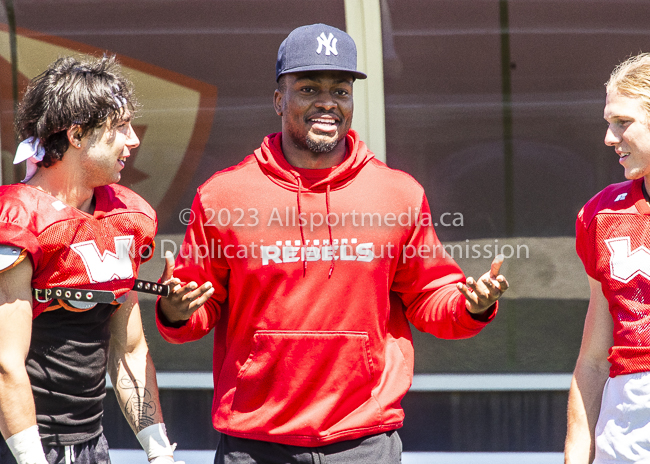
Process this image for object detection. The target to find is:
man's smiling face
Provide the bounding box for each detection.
[275,70,354,156]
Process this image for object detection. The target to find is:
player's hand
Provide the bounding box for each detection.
[457,254,509,315]
[158,251,213,324]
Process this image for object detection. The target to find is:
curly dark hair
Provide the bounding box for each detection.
[14,55,137,168]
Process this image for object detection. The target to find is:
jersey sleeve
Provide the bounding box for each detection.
[575,203,598,281]
[156,192,228,343]
[391,194,496,339]
[0,201,42,270]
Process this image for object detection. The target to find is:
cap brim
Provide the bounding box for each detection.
[277,64,367,81]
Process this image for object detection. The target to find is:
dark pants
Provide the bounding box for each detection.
[214,431,402,464]
[0,434,111,464]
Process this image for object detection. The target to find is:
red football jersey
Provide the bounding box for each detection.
[0,183,157,317]
[576,178,650,377]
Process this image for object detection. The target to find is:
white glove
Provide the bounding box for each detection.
[6,425,48,464]
[136,423,183,463]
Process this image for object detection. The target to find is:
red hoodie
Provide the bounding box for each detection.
[157,130,496,446]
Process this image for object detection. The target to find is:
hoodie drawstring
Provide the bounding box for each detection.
[295,176,335,278]
[296,177,307,277]
[326,184,335,278]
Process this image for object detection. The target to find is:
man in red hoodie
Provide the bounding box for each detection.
[157,23,509,463]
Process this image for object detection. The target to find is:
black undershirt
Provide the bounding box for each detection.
[27,303,116,446]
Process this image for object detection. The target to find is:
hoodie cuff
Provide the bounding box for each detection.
[457,298,498,329]
[467,301,498,323]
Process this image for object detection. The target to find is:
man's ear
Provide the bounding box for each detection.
[66,125,83,148]
[273,89,283,116]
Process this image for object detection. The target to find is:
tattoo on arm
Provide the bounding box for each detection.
[118,377,156,432]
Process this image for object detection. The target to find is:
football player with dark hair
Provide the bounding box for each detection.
[0,55,183,464]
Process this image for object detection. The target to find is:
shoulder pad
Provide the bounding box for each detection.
[0,245,26,272]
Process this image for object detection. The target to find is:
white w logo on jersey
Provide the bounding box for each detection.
[71,236,134,283]
[606,236,650,283]
[316,32,338,56]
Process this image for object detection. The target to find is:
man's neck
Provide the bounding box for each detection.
[27,165,95,213]
[281,139,346,169]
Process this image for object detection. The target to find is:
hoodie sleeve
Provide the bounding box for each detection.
[391,195,496,339]
[156,193,230,343]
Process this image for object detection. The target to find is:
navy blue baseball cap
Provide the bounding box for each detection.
[276,23,367,81]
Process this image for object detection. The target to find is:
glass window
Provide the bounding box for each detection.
[382,0,650,240]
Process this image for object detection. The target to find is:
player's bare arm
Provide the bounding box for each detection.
[456,255,509,314]
[109,291,185,463]
[108,290,164,433]
[158,251,214,324]
[108,291,186,462]
[0,257,49,462]
[0,258,37,439]
[565,277,613,464]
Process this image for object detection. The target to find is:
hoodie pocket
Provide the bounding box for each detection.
[230,330,381,437]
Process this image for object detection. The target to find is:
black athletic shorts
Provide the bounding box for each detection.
[214,431,402,464]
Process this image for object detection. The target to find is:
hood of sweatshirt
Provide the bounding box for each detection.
[253,130,374,193]
[254,130,375,278]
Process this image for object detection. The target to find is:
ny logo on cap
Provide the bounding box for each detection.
[316,32,338,56]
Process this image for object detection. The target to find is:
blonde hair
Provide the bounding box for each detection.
[607,53,650,115]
